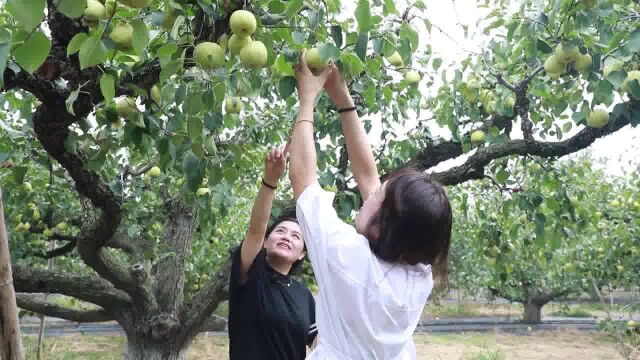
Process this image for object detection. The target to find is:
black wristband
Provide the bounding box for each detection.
[338,106,357,113]
[262,179,277,190]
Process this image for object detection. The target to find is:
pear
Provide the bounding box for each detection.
[239,41,268,68]
[230,10,257,37]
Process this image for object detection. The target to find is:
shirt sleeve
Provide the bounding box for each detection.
[296,182,373,287]
[306,291,317,347]
[229,245,266,291]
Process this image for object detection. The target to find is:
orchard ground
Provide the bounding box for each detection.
[22,330,622,359]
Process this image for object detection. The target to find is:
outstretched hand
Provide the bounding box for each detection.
[323,63,353,109]
[295,50,331,105]
[264,147,288,186]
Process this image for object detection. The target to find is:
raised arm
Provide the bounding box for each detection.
[324,64,380,201]
[239,148,287,284]
[289,52,331,199]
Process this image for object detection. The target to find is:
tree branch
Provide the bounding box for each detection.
[429,100,636,185]
[16,294,113,323]
[489,287,523,303]
[35,242,76,259]
[180,258,231,342]
[12,265,131,309]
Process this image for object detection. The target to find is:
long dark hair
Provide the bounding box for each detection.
[265,207,306,275]
[367,168,452,285]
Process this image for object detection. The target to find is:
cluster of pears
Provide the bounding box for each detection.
[85,0,152,51]
[194,10,267,71]
[386,51,421,84]
[544,43,592,78]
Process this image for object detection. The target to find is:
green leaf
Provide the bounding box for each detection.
[496,169,509,184]
[355,0,373,33]
[607,70,627,89]
[340,52,364,76]
[99,73,115,101]
[65,88,80,116]
[285,0,304,18]
[626,29,640,53]
[268,0,286,14]
[595,80,614,106]
[364,84,375,109]
[399,22,419,53]
[160,59,182,82]
[131,20,149,54]
[278,76,296,99]
[67,33,88,56]
[13,31,51,73]
[628,80,640,100]
[331,26,343,48]
[204,112,223,131]
[355,32,368,61]
[6,0,45,31]
[79,35,108,69]
[537,38,553,54]
[57,0,87,19]
[188,116,203,138]
[317,43,340,62]
[183,151,205,191]
[432,57,442,71]
[13,166,28,184]
[383,0,397,15]
[0,29,11,89]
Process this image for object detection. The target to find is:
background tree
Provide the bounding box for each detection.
[448,155,640,323]
[0,0,639,358]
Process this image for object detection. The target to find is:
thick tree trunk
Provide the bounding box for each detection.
[523,302,543,324]
[124,339,189,360]
[0,188,24,360]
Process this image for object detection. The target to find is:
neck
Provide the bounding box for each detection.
[266,255,292,275]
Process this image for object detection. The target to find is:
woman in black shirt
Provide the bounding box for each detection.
[228,147,317,360]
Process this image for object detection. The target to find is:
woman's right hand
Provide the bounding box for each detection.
[324,63,354,109]
[264,147,288,187]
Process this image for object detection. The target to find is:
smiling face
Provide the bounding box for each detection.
[264,220,305,265]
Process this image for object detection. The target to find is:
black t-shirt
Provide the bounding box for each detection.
[228,247,317,360]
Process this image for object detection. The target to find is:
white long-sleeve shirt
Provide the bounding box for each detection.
[296,183,433,360]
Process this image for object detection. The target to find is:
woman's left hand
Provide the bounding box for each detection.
[264,147,288,186]
[295,50,331,105]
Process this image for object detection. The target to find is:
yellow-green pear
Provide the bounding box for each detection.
[196,187,210,196]
[388,51,404,67]
[150,85,161,104]
[109,23,134,50]
[116,97,138,118]
[574,54,592,73]
[228,34,252,55]
[305,48,328,72]
[23,182,33,192]
[225,97,244,113]
[105,0,117,17]
[471,130,485,144]
[239,40,268,68]
[56,222,68,231]
[603,60,623,77]
[147,166,161,177]
[554,43,580,63]
[544,55,564,75]
[84,0,107,21]
[194,42,225,70]
[405,70,421,84]
[622,70,640,93]
[43,228,54,237]
[230,10,257,37]
[587,109,609,128]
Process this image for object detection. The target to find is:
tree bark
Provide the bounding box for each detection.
[0,187,24,360]
[523,302,543,324]
[123,338,189,360]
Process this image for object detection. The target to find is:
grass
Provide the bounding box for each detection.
[549,304,594,318]
[22,330,623,359]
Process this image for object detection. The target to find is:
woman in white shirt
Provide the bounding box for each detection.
[288,53,453,359]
